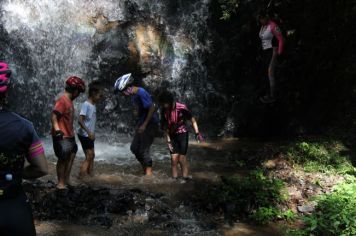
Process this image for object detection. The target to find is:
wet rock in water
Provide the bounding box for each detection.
[90,215,113,228]
[25,182,178,230]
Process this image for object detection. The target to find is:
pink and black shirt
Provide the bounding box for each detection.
[162,102,193,135]
[259,20,284,55]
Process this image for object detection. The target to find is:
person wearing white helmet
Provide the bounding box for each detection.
[114,73,159,176]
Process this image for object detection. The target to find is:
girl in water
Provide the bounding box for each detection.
[158,91,204,181]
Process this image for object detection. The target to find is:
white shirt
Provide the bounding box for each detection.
[78,101,96,137]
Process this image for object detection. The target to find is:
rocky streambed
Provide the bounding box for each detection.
[20,138,344,236]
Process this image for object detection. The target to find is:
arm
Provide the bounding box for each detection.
[23,153,48,179]
[51,112,60,131]
[191,117,200,134]
[164,129,174,152]
[23,128,48,179]
[138,103,157,133]
[271,23,284,55]
[191,117,204,142]
[78,115,94,140]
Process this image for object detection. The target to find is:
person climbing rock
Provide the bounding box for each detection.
[114,73,159,176]
[158,90,204,181]
[51,76,85,189]
[0,61,48,236]
[258,10,284,103]
[78,81,103,178]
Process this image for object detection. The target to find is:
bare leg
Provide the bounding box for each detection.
[178,155,189,178]
[56,159,66,189]
[268,68,276,98]
[80,149,95,177]
[268,49,277,98]
[88,150,95,176]
[171,154,179,178]
[65,152,76,185]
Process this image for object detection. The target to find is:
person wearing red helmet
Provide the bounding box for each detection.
[51,76,85,189]
[1,61,48,236]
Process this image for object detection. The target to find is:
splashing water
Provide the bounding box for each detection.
[0,0,213,136]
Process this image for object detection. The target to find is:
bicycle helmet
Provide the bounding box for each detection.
[0,62,11,93]
[66,76,85,93]
[114,73,133,93]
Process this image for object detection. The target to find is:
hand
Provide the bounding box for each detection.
[54,130,64,140]
[167,142,174,152]
[88,132,95,141]
[137,124,147,134]
[195,133,204,143]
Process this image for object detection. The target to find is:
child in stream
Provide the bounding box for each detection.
[51,76,86,189]
[114,73,159,176]
[158,91,204,181]
[78,81,103,178]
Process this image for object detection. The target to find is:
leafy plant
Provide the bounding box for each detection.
[288,177,356,236]
[250,206,279,225]
[218,0,240,20]
[215,170,286,224]
[286,141,355,175]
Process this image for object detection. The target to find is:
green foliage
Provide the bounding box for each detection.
[216,170,287,224]
[250,206,279,225]
[218,0,240,20]
[286,141,355,175]
[288,177,356,236]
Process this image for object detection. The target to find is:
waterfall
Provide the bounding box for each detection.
[0,0,213,136]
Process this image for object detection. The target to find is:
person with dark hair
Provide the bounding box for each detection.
[158,90,204,180]
[78,81,103,178]
[0,61,48,236]
[114,73,159,176]
[258,10,284,103]
[51,76,85,189]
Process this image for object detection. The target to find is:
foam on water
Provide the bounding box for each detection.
[42,136,168,165]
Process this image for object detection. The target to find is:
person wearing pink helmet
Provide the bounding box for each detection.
[0,61,48,236]
[51,76,85,189]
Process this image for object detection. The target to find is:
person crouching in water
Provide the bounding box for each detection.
[114,74,159,176]
[158,91,204,180]
[78,81,103,178]
[51,76,85,189]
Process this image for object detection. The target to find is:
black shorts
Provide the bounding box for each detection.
[78,135,95,150]
[0,192,36,236]
[170,132,189,155]
[53,137,78,160]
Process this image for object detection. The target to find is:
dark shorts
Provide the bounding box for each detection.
[53,137,78,160]
[170,132,189,155]
[130,123,158,168]
[0,192,36,236]
[78,135,95,150]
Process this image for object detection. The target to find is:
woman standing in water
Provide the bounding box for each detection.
[258,10,284,103]
[158,91,204,181]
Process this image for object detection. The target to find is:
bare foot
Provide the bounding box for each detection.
[145,168,153,176]
[56,184,67,190]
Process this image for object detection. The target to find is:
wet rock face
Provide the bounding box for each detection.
[0,0,218,136]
